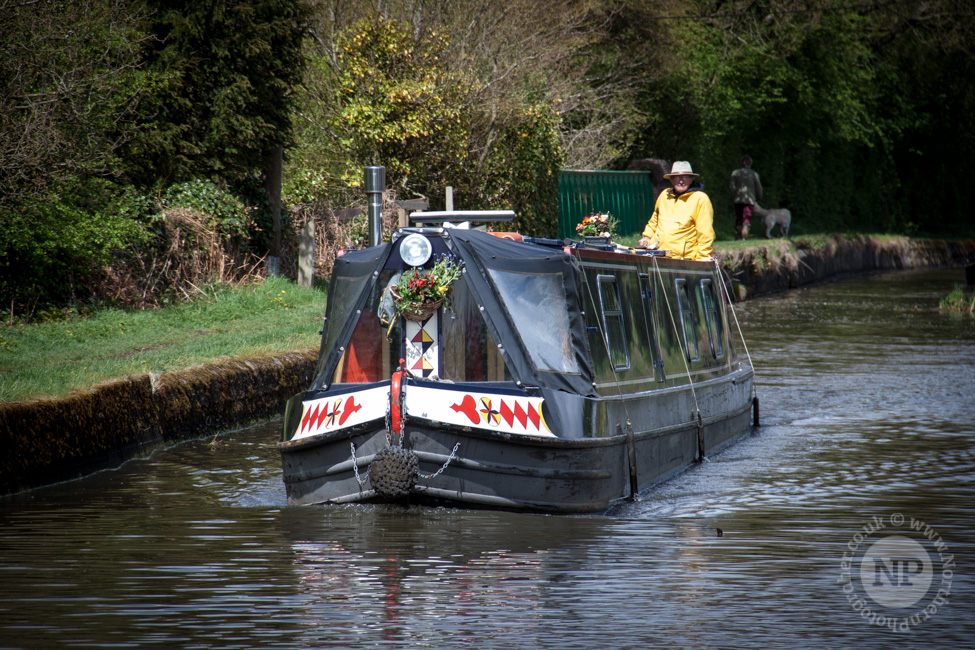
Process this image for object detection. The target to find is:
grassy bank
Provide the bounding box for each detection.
[0,275,326,402]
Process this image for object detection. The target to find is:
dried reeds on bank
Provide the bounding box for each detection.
[282,190,399,280]
[96,207,266,308]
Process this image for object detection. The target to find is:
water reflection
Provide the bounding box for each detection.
[1,268,973,649]
[282,507,613,647]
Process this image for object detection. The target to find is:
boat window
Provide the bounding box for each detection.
[314,261,384,387]
[675,278,700,362]
[638,273,665,380]
[321,270,374,370]
[486,268,580,374]
[331,270,514,385]
[700,279,724,359]
[332,269,401,384]
[597,274,630,371]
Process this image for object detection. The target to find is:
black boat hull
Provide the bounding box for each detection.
[280,364,754,513]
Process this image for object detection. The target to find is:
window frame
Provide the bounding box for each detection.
[675,278,700,362]
[700,278,725,360]
[638,273,665,381]
[597,274,631,372]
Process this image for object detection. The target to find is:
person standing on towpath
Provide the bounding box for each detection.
[729,154,763,240]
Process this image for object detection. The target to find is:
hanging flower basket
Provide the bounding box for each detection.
[390,254,463,322]
[390,286,443,322]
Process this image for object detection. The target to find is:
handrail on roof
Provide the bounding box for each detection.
[409,210,515,224]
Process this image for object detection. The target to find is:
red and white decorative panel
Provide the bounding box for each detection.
[404,312,439,379]
[294,385,390,440]
[404,385,554,437]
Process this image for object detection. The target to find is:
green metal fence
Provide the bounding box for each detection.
[558,170,656,239]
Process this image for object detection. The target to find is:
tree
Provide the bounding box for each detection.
[121,0,310,188]
[623,0,975,236]
[0,0,156,312]
[0,0,152,211]
[289,3,611,234]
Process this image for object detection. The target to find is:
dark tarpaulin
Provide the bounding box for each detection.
[308,229,595,399]
[311,244,390,389]
[445,229,596,397]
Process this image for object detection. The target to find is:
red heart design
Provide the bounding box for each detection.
[450,394,479,424]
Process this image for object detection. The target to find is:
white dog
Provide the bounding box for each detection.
[752,204,791,238]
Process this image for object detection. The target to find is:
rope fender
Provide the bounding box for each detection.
[369,446,419,498]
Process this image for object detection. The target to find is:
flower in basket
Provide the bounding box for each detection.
[575,212,619,239]
[392,254,463,319]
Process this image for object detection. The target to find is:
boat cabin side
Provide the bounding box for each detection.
[572,248,739,396]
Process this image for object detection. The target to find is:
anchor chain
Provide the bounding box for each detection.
[351,440,461,490]
[351,365,460,497]
[420,442,461,480]
[351,441,368,486]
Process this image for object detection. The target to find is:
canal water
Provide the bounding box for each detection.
[1,268,972,649]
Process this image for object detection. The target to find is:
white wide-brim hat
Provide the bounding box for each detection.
[663,161,699,178]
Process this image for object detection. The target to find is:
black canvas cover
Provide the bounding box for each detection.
[311,229,595,397]
[444,229,596,397]
[312,243,390,384]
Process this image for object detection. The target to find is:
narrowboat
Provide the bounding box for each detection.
[278,212,755,513]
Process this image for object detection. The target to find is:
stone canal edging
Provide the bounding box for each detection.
[719,237,975,300]
[2,236,974,496]
[1,350,318,495]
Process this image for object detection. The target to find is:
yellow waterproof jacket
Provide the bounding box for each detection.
[642,187,714,261]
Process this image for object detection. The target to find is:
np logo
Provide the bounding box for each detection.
[860,536,932,607]
[838,513,955,633]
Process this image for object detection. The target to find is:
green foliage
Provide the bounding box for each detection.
[122,0,309,187]
[479,105,564,236]
[233,175,277,253]
[5,0,974,328]
[288,15,473,209]
[939,285,975,315]
[291,12,564,235]
[0,0,153,211]
[0,175,281,318]
[331,17,471,191]
[347,215,370,249]
[0,180,151,314]
[283,168,333,206]
[621,1,975,238]
[1,0,310,315]
[159,179,252,244]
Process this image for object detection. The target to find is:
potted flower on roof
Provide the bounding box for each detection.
[390,254,463,321]
[575,212,619,246]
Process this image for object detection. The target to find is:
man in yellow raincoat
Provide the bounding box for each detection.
[637,161,714,261]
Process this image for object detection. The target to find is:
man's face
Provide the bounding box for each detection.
[670,174,693,193]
